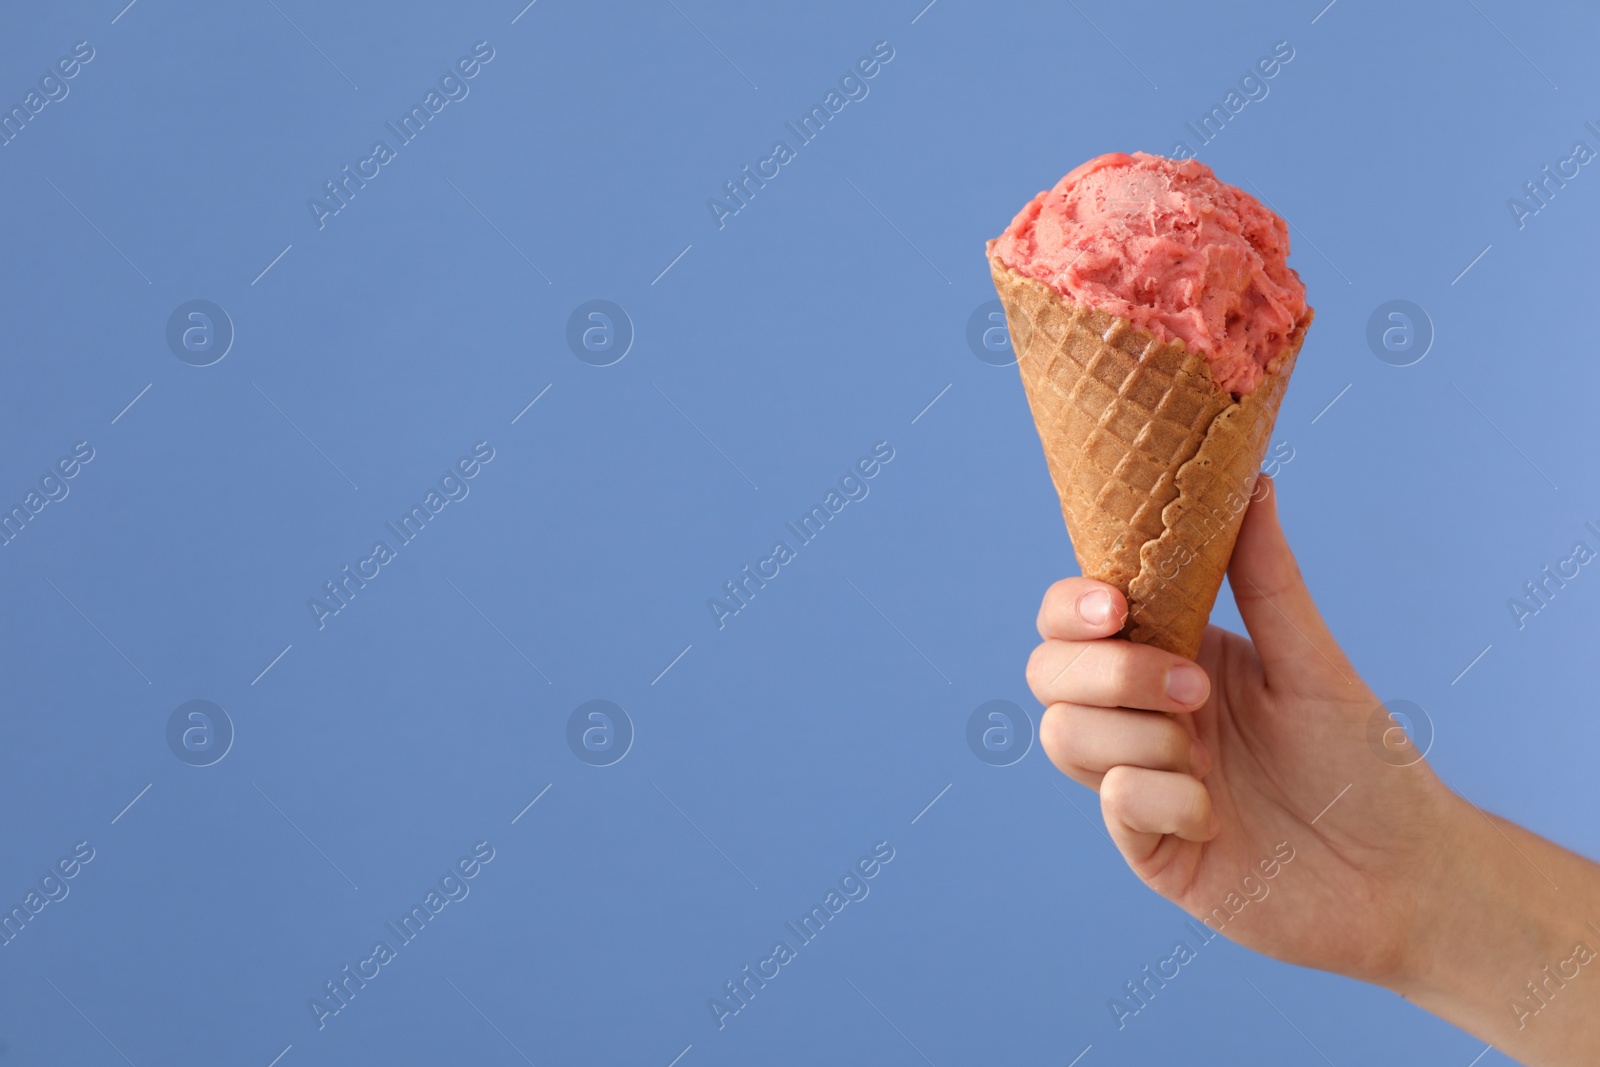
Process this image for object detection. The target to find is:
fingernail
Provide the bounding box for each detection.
[1166,665,1208,705]
[1189,740,1211,778]
[1077,589,1113,626]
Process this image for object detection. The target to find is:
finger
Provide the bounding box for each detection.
[1040,702,1207,788]
[1026,638,1210,712]
[1037,578,1128,642]
[1227,475,1356,687]
[1100,765,1218,862]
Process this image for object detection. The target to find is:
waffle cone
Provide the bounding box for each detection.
[988,250,1312,659]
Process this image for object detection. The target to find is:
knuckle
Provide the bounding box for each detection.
[1024,644,1050,694]
[1038,579,1076,635]
[1041,703,1088,762]
[1098,765,1135,813]
[1177,781,1210,828]
[1038,704,1070,760]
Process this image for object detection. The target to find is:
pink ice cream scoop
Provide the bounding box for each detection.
[990,151,1307,396]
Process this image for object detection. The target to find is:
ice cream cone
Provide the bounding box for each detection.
[988,248,1312,659]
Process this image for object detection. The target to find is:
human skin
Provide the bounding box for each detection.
[1027,477,1600,1065]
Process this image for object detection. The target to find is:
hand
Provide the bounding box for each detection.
[1029,477,1600,1063]
[1027,477,1459,982]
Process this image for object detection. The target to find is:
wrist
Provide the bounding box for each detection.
[1379,783,1491,996]
[1376,781,1600,1060]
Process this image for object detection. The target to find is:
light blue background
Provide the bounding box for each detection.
[1,0,1595,1064]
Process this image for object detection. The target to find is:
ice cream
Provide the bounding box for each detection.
[985,151,1314,657]
[990,151,1306,397]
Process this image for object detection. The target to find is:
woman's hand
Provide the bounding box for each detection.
[1030,478,1600,1067]
[1028,478,1457,981]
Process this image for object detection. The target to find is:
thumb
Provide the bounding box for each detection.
[1227,476,1356,688]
